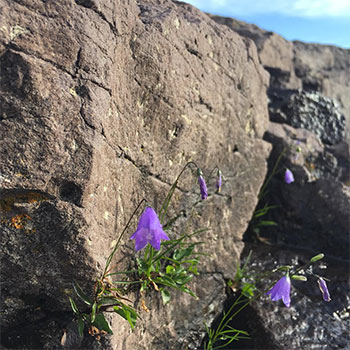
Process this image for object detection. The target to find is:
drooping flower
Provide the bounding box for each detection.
[197,169,208,200]
[317,278,331,302]
[284,168,294,184]
[216,170,222,193]
[130,207,169,251]
[266,275,291,307]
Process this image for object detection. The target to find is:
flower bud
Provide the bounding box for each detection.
[277,265,292,272]
[310,253,324,263]
[318,278,331,302]
[197,169,208,200]
[291,275,307,281]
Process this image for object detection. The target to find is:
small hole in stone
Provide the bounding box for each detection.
[59,181,82,206]
[233,145,239,153]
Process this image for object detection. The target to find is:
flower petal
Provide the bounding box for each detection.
[284,169,294,184]
[134,233,148,252]
[149,231,161,250]
[198,175,208,200]
[266,276,291,307]
[318,278,331,302]
[130,207,170,251]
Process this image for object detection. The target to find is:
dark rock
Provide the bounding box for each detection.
[262,122,349,261]
[235,245,350,350]
[269,89,346,145]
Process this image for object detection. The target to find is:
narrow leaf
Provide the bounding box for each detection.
[256,220,278,227]
[91,302,97,323]
[77,318,84,337]
[73,281,92,306]
[113,304,138,329]
[69,297,79,315]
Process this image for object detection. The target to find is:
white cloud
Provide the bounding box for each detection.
[182,0,350,18]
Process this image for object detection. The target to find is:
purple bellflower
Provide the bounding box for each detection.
[216,170,222,193]
[197,169,208,200]
[318,278,331,302]
[266,275,291,307]
[130,207,169,251]
[284,168,294,184]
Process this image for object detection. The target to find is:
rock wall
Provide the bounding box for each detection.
[211,13,350,350]
[210,15,350,141]
[0,1,270,349]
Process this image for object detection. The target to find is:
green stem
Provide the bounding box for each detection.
[159,161,200,224]
[106,270,139,276]
[151,228,208,265]
[207,165,220,180]
[290,260,313,277]
[258,148,286,200]
[102,198,147,278]
[209,280,277,348]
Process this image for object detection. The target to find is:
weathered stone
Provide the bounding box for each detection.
[211,13,349,350]
[210,15,350,141]
[232,245,350,350]
[268,89,346,145]
[262,122,349,260]
[0,0,270,349]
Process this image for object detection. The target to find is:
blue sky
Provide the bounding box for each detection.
[181,0,350,48]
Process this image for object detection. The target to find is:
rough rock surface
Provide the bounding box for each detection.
[210,15,350,141]
[268,89,346,145]
[211,12,350,350]
[0,0,270,349]
[231,245,350,350]
[263,122,349,260]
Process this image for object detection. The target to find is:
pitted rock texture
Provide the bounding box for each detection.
[230,245,350,350]
[269,89,346,145]
[0,0,270,349]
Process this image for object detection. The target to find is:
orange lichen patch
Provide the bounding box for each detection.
[10,214,32,229]
[1,214,35,233]
[0,190,53,232]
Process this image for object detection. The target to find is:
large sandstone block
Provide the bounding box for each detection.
[0,0,270,348]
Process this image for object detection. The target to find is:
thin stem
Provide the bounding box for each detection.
[259,148,286,200]
[209,280,277,348]
[151,228,208,265]
[291,260,313,277]
[207,165,220,180]
[102,198,147,278]
[159,161,200,224]
[106,270,139,276]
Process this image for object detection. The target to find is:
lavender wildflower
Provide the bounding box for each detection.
[284,168,294,184]
[197,169,208,200]
[130,207,169,251]
[318,278,331,302]
[266,275,291,307]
